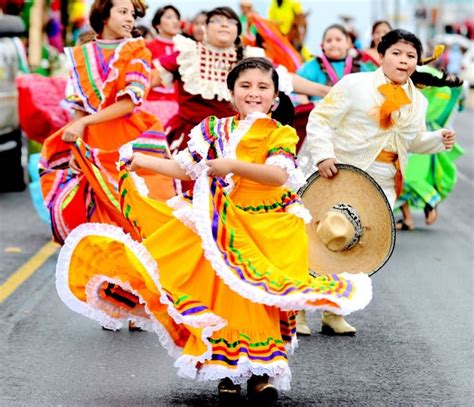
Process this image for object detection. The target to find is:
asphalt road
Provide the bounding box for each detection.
[0,109,473,406]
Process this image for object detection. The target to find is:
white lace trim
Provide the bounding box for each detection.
[175,149,207,180]
[118,143,133,167]
[58,223,298,384]
[175,357,292,390]
[275,64,294,95]
[265,154,306,191]
[174,35,235,101]
[117,142,158,197]
[85,275,160,333]
[166,195,197,232]
[287,205,312,224]
[191,171,373,314]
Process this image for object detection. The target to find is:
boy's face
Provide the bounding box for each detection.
[380,41,418,84]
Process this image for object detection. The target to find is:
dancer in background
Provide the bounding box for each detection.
[143,5,181,125]
[39,0,174,245]
[153,6,329,153]
[395,64,464,230]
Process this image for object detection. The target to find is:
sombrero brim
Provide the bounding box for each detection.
[299,164,395,276]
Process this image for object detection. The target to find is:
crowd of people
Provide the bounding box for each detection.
[1,0,467,405]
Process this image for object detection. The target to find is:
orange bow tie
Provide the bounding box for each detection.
[377,83,411,129]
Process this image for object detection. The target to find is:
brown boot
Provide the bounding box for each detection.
[321,311,356,336]
[296,311,311,336]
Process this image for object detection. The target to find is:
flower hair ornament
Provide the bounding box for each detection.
[271,96,280,111]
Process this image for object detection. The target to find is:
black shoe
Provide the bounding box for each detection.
[218,378,241,405]
[128,321,143,332]
[247,375,278,406]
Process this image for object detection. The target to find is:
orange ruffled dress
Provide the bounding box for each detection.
[56,112,372,389]
[39,37,174,244]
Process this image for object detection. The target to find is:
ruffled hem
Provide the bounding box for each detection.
[116,86,145,106]
[56,222,230,364]
[287,204,312,224]
[191,172,373,315]
[175,357,292,390]
[166,195,197,232]
[59,223,296,387]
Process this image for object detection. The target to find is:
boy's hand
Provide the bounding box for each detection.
[442,129,456,150]
[317,158,337,178]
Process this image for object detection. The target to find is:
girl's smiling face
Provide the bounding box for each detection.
[205,14,239,48]
[101,0,135,39]
[380,41,418,84]
[231,68,277,118]
[372,23,391,47]
[322,27,351,60]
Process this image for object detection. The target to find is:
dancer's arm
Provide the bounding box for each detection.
[291,73,331,98]
[62,98,136,142]
[130,153,191,181]
[207,159,288,187]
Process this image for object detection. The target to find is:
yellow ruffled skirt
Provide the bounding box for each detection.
[56,168,372,389]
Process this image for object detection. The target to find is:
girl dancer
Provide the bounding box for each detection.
[55,57,372,404]
[39,0,174,244]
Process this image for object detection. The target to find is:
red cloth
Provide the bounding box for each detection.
[293,102,314,154]
[158,51,237,151]
[16,74,71,144]
[146,37,179,102]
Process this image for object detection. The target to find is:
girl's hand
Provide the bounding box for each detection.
[318,158,337,178]
[207,159,235,178]
[62,119,86,143]
[126,153,146,172]
[69,155,82,175]
[442,129,456,150]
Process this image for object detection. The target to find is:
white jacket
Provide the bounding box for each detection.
[305,68,445,177]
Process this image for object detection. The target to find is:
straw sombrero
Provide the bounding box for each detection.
[299,164,395,276]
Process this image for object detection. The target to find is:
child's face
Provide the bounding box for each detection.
[231,68,277,118]
[380,41,418,84]
[157,9,181,37]
[372,23,391,47]
[206,14,239,48]
[102,0,135,39]
[322,28,350,60]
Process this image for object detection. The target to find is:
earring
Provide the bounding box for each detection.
[271,96,280,111]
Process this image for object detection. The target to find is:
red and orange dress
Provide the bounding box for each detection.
[39,37,175,244]
[56,112,372,389]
